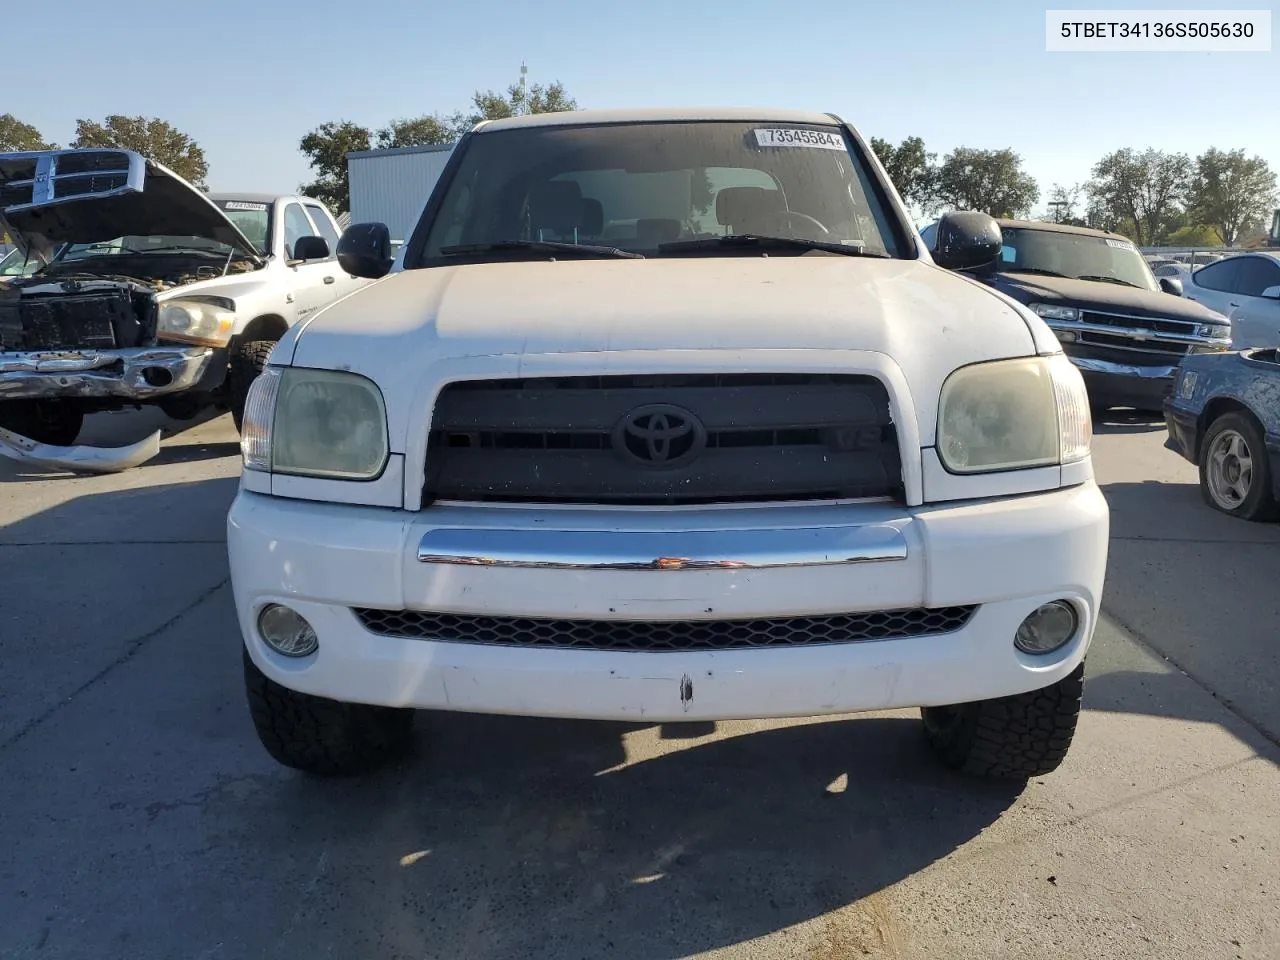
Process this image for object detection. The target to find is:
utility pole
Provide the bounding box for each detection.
[1047,200,1067,223]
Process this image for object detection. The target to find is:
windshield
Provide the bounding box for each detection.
[416,121,906,262]
[995,227,1157,291]
[55,234,242,263]
[213,199,272,254]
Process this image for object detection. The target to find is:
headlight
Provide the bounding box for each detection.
[937,354,1090,474]
[1030,303,1081,322]
[240,367,389,480]
[157,297,236,347]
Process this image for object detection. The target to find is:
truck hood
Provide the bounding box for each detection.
[0,148,260,262]
[287,256,1043,440]
[985,271,1229,323]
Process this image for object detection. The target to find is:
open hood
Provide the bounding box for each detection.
[0,148,261,263]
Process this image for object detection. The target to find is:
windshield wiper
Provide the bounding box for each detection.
[1003,267,1071,279]
[1076,274,1141,288]
[658,235,885,258]
[133,245,229,256]
[439,240,644,260]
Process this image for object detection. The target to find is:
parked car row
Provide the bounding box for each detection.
[0,148,368,467]
[920,218,1232,415]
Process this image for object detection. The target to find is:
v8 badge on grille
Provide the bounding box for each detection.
[612,403,707,468]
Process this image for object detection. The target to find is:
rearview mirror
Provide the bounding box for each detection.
[292,235,330,262]
[930,211,1002,271]
[1263,285,1280,300]
[337,222,393,279]
[1159,276,1183,296]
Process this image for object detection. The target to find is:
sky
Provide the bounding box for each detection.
[7,0,1277,214]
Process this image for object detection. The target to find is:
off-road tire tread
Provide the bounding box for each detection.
[1198,411,1280,521]
[922,663,1085,779]
[228,340,277,433]
[242,648,412,776]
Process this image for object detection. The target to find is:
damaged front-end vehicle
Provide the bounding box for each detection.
[0,148,265,470]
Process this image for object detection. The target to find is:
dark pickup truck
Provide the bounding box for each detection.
[922,219,1231,414]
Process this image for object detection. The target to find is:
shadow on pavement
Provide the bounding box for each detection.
[245,712,1022,959]
[1096,475,1280,742]
[1093,409,1165,435]
[2,474,1276,956]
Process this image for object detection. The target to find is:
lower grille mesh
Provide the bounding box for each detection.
[352,606,978,652]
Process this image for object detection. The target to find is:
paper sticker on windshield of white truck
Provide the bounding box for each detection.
[752,128,846,150]
[224,201,268,211]
[1105,238,1135,249]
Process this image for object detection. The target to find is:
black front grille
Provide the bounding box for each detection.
[0,288,150,351]
[1081,310,1198,337]
[1072,337,1188,362]
[51,171,129,200]
[352,606,978,652]
[54,151,130,176]
[424,374,902,505]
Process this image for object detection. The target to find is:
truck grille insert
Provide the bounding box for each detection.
[352,606,978,652]
[423,373,903,505]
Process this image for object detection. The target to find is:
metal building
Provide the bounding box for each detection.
[346,143,455,242]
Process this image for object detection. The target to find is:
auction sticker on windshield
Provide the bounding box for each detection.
[223,201,268,211]
[752,128,845,150]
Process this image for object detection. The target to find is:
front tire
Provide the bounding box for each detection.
[227,340,277,433]
[0,399,85,446]
[243,648,413,776]
[921,663,1084,779]
[1199,410,1279,521]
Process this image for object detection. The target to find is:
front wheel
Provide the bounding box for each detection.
[227,340,277,433]
[0,399,85,446]
[243,648,414,776]
[921,663,1084,779]
[1199,411,1279,521]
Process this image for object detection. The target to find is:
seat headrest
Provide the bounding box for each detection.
[528,181,586,235]
[636,218,681,244]
[716,186,785,228]
[581,198,604,236]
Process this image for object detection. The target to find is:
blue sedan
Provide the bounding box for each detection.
[1164,348,1280,520]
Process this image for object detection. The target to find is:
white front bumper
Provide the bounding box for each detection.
[227,484,1109,722]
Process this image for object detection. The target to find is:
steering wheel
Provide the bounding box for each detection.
[759,209,831,236]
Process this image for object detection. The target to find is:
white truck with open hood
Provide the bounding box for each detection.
[0,148,368,470]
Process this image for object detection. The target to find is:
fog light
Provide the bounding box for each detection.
[1014,601,1078,655]
[1055,330,1078,343]
[258,604,318,657]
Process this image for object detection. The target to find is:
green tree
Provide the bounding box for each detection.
[375,115,454,149]
[0,114,54,152]
[298,121,371,215]
[1087,148,1192,246]
[868,135,935,209]
[459,75,578,130]
[1166,223,1220,247]
[930,147,1039,218]
[1189,147,1277,246]
[1043,183,1087,225]
[71,115,208,187]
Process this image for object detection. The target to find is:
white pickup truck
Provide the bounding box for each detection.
[228,107,1110,781]
[0,148,367,464]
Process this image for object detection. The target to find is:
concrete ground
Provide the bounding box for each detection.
[1,408,1277,960]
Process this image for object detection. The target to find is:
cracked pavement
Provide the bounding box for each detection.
[1,408,1277,959]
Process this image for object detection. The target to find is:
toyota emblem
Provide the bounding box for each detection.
[612,403,707,468]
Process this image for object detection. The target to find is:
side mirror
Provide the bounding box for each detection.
[292,235,330,262]
[931,211,1002,271]
[336,222,393,280]
[1262,285,1280,300]
[1159,276,1184,296]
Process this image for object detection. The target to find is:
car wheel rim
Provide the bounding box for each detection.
[1207,429,1253,509]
